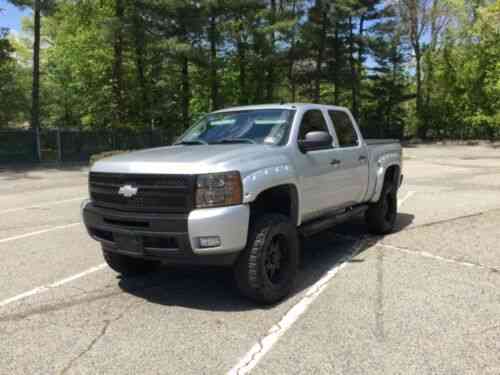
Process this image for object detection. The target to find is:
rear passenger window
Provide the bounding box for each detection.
[298,110,330,140]
[328,110,359,147]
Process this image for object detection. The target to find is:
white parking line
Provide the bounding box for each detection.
[0,222,81,244]
[0,189,416,359]
[0,263,107,308]
[398,191,416,208]
[229,191,416,374]
[228,239,367,375]
[0,196,87,214]
[376,243,496,271]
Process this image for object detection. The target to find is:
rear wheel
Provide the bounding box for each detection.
[234,214,299,305]
[365,180,397,235]
[102,247,159,276]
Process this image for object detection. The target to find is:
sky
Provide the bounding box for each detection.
[0,0,31,33]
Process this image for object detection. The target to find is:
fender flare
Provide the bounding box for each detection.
[242,164,301,226]
[370,162,401,203]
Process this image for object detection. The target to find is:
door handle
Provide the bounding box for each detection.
[359,155,367,162]
[330,159,341,166]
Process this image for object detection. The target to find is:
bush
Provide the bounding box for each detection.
[90,150,130,165]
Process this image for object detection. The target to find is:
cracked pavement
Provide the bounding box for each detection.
[1,144,500,374]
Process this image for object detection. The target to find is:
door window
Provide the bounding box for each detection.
[298,110,330,140]
[328,110,359,147]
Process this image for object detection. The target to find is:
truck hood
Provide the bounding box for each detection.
[91,144,289,175]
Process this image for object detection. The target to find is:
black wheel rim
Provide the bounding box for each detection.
[264,234,289,285]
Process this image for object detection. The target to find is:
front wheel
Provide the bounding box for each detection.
[234,214,300,305]
[365,181,398,235]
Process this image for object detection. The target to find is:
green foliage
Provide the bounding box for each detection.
[0,28,29,126]
[421,0,500,139]
[44,2,116,129]
[3,0,499,140]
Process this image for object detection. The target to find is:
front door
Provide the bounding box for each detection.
[294,109,338,221]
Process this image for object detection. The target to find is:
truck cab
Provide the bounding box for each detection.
[82,103,402,304]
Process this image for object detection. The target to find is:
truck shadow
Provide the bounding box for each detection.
[118,213,414,312]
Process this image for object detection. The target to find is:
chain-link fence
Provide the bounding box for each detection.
[0,129,174,164]
[0,130,38,163]
[1,124,407,164]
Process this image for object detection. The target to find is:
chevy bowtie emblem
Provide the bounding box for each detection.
[118,184,138,198]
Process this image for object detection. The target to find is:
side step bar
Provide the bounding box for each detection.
[298,204,369,238]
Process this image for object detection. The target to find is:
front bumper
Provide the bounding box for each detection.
[82,201,250,266]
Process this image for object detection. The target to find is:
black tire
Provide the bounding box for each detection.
[102,248,159,276]
[234,214,300,305]
[365,179,398,235]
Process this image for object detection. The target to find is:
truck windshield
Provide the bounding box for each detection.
[177,109,296,145]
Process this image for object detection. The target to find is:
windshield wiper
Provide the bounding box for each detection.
[213,138,257,144]
[174,140,208,145]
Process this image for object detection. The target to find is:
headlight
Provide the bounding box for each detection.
[195,171,242,208]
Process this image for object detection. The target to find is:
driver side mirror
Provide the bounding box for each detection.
[298,131,333,153]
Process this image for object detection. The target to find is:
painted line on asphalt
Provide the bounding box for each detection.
[228,238,367,375]
[0,263,108,308]
[0,222,81,244]
[376,243,498,272]
[0,196,87,214]
[398,190,416,208]
[229,191,417,374]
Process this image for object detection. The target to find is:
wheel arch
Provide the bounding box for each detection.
[248,184,300,227]
[370,163,401,203]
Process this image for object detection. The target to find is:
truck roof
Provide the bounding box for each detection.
[213,103,350,113]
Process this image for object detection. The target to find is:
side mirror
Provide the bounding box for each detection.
[298,131,333,153]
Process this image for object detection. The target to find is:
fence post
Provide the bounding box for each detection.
[34,127,41,162]
[57,128,62,162]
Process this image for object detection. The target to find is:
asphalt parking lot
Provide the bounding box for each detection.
[1,144,499,375]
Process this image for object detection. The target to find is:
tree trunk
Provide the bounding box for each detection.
[415,43,425,138]
[266,0,276,101]
[288,49,296,102]
[32,0,41,160]
[181,57,190,130]
[209,13,219,110]
[424,1,440,135]
[333,24,340,104]
[287,0,297,102]
[314,3,327,102]
[348,16,358,120]
[132,3,149,126]
[112,0,125,128]
[237,36,247,105]
[357,14,365,116]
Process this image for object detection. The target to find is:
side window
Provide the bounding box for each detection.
[298,110,330,140]
[328,110,359,147]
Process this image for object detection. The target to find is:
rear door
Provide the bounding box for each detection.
[326,110,369,206]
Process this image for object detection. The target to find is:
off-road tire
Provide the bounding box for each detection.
[234,214,300,305]
[365,179,398,235]
[102,247,159,276]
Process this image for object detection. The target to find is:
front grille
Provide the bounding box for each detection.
[89,172,195,213]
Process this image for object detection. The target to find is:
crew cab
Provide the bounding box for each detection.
[82,104,402,304]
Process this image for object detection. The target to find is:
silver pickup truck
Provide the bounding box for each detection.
[82,103,402,304]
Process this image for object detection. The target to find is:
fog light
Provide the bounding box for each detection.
[198,236,221,248]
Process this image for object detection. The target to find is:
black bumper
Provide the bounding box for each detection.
[82,202,238,266]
